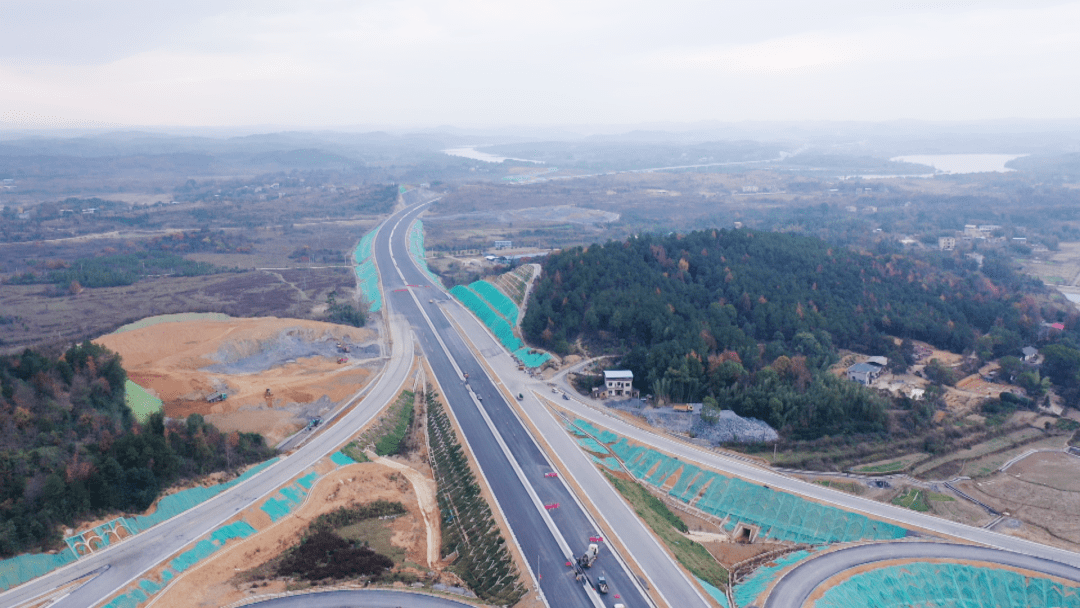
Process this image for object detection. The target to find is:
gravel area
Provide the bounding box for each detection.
[604,399,778,444]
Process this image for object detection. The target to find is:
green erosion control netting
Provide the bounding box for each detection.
[124,380,163,423]
[472,280,519,324]
[0,459,278,592]
[113,312,231,334]
[331,451,356,466]
[450,284,551,368]
[169,521,256,572]
[123,459,276,534]
[572,420,908,546]
[734,549,816,606]
[260,475,315,522]
[577,437,609,454]
[352,225,382,312]
[407,220,443,287]
[816,562,1080,608]
[102,522,254,608]
[0,551,76,591]
[697,575,731,607]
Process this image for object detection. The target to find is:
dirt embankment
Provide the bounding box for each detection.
[150,461,430,608]
[95,316,380,445]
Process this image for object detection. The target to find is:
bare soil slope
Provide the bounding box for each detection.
[96,317,379,445]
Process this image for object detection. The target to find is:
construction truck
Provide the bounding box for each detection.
[206,392,227,403]
[596,575,609,594]
[577,543,599,568]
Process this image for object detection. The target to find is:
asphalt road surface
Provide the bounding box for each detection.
[438,293,714,608]
[375,201,651,608]
[0,308,416,608]
[246,589,476,607]
[763,542,1080,607]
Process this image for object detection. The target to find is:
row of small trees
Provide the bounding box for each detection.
[425,388,525,605]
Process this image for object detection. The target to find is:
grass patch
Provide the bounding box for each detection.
[604,471,728,589]
[1055,418,1080,432]
[341,441,370,463]
[351,390,416,457]
[926,492,955,502]
[814,480,865,495]
[891,489,930,512]
[855,461,905,473]
[337,519,407,564]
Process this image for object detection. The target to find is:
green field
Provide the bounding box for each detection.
[124,380,163,423]
[604,472,728,589]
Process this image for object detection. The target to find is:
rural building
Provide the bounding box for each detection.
[938,237,955,251]
[592,370,640,399]
[494,240,512,249]
[1012,237,1027,244]
[846,357,887,386]
[1022,346,1038,362]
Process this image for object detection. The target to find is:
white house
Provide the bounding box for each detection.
[592,370,640,399]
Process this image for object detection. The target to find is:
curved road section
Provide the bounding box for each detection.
[246,589,475,608]
[764,542,1080,608]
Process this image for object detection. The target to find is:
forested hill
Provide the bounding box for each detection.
[522,229,1044,438]
[0,344,273,557]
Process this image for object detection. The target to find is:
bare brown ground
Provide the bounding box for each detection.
[1010,451,1080,491]
[95,317,377,444]
[148,462,427,608]
[373,455,440,566]
[958,471,1080,550]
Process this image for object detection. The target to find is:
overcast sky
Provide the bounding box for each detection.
[1,0,1077,130]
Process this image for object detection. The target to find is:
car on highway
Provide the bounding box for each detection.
[562,393,570,400]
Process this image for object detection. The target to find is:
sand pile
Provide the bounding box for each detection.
[96,317,380,445]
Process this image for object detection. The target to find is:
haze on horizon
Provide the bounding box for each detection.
[1,0,1078,131]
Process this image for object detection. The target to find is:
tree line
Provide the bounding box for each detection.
[0,343,274,557]
[523,229,1046,439]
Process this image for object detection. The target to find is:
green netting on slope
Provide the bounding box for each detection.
[451,284,551,368]
[668,463,704,499]
[591,455,622,472]
[123,459,276,534]
[0,551,76,591]
[605,434,907,545]
[352,225,383,312]
[577,437,609,454]
[354,259,382,313]
[101,588,148,608]
[261,482,309,522]
[112,312,231,334]
[696,575,731,608]
[125,379,162,423]
[407,220,442,287]
[353,225,381,265]
[451,285,522,348]
[331,451,356,466]
[816,562,1080,608]
[471,281,519,324]
[733,549,816,607]
[169,521,256,573]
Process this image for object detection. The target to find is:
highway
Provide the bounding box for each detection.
[375,201,657,608]
[431,227,1080,603]
[764,542,1080,607]
[0,311,416,607]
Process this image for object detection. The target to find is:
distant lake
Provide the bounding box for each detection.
[890,154,1028,174]
[443,146,544,164]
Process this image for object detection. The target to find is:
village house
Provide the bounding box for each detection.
[592,370,640,399]
[846,356,888,386]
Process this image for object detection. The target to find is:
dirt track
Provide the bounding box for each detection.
[95,317,380,445]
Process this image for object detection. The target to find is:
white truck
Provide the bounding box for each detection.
[577,543,599,568]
